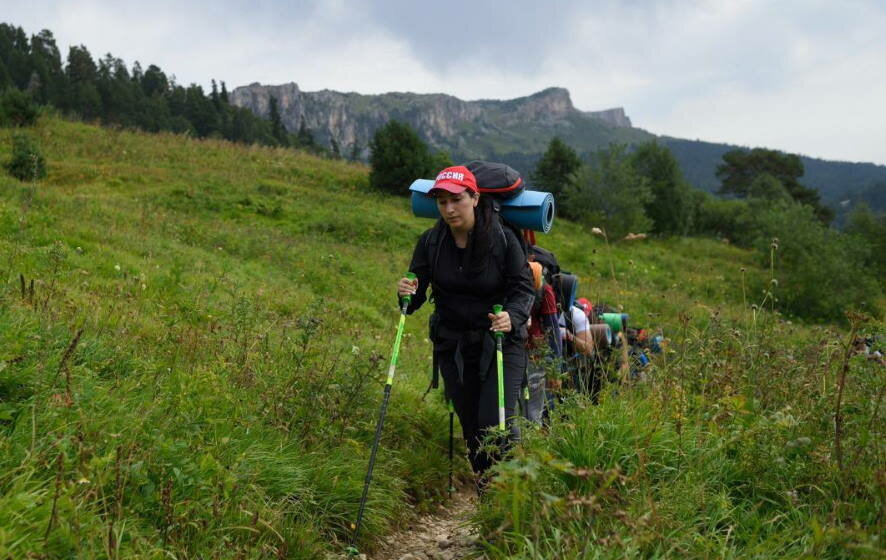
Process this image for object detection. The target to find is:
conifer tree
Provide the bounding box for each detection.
[64,45,101,119]
[532,137,581,199]
[268,96,288,146]
[630,141,694,236]
[210,79,220,109]
[296,117,315,148]
[28,29,65,105]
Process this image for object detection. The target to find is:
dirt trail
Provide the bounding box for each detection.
[367,489,481,560]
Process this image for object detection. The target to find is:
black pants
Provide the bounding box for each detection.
[439,336,527,478]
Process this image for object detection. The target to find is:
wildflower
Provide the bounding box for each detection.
[591,227,604,237]
[351,345,360,355]
[114,264,121,271]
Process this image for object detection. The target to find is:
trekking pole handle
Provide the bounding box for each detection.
[492,304,504,339]
[401,272,417,307]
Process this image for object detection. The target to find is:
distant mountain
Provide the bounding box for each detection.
[231,83,886,212]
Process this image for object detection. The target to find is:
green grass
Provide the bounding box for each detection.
[0,116,881,558]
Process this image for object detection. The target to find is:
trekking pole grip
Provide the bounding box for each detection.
[492,304,504,338]
[492,304,506,431]
[402,272,417,308]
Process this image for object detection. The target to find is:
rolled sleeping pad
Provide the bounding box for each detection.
[409,179,555,233]
[587,324,611,349]
[600,313,624,334]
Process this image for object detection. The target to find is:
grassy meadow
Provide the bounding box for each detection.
[0,116,882,559]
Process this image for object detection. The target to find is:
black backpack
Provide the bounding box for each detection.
[465,160,524,199]
[529,245,561,287]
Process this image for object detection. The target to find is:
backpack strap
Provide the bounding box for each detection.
[424,219,447,299]
[426,215,512,283]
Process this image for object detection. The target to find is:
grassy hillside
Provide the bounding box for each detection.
[0,116,881,559]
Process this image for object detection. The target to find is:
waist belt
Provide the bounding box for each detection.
[431,323,497,389]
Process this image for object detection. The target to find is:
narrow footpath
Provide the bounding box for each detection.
[368,489,481,560]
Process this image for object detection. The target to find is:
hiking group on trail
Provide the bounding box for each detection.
[396,163,661,491]
[349,160,662,555]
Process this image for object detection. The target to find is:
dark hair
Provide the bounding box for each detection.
[464,194,496,278]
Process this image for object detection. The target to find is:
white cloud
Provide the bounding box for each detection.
[3,0,885,163]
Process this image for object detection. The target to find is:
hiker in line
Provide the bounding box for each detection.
[525,261,561,423]
[560,295,595,393]
[397,165,535,488]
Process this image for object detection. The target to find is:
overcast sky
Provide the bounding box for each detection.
[7,0,886,164]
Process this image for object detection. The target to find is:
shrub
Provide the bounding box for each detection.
[753,203,881,321]
[5,132,47,181]
[0,89,39,127]
[369,120,433,195]
[562,144,652,239]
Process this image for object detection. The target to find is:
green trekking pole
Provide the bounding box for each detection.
[447,399,456,498]
[493,304,506,431]
[347,273,415,556]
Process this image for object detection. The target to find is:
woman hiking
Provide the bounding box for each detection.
[396,165,535,491]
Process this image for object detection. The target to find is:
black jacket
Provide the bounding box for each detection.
[405,219,535,342]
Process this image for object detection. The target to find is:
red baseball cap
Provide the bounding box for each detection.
[576,297,592,317]
[429,165,478,195]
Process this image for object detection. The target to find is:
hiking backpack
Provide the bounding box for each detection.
[465,160,525,198]
[423,161,530,392]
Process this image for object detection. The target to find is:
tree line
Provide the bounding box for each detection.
[0,23,329,154]
[536,138,883,322]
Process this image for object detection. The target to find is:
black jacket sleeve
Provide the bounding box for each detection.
[400,228,433,314]
[501,228,535,337]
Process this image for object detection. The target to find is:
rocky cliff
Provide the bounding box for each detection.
[229,83,639,160]
[230,82,886,206]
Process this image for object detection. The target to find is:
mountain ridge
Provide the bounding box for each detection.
[231,83,886,210]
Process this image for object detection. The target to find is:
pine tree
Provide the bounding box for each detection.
[184,84,219,137]
[140,64,168,97]
[630,141,694,236]
[330,138,341,159]
[268,96,288,146]
[296,117,315,148]
[349,142,361,161]
[0,24,32,90]
[210,79,220,109]
[28,29,65,106]
[64,45,101,119]
[532,137,581,199]
[219,81,229,104]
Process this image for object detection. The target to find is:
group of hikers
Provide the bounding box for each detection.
[395,163,661,491]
